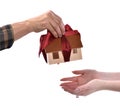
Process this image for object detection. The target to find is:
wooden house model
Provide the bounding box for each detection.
[43,33,83,64]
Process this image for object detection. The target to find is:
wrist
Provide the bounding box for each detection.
[24,20,34,33]
[26,18,42,33]
[94,80,120,91]
[100,80,117,91]
[95,79,109,91]
[95,71,108,80]
[12,20,33,40]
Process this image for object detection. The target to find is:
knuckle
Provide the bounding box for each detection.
[41,23,46,29]
[48,10,53,13]
[44,14,49,19]
[59,17,62,22]
[57,18,62,24]
[46,10,52,16]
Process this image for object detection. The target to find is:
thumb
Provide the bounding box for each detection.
[74,87,81,94]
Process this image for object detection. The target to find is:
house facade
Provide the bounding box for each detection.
[44,34,83,64]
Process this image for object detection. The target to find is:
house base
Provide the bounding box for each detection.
[46,48,82,64]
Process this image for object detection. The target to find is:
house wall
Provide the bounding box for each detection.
[47,48,82,64]
[47,51,64,64]
[70,48,82,61]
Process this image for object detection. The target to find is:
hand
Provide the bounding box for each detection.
[27,10,65,38]
[74,79,104,96]
[60,69,99,95]
[60,69,120,96]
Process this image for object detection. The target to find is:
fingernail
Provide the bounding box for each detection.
[60,84,63,86]
[63,32,65,35]
[55,36,58,38]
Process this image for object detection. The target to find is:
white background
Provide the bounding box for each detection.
[1,0,120,106]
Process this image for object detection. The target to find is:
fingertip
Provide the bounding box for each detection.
[72,71,79,74]
[58,34,62,38]
[72,71,76,73]
[51,30,58,38]
[60,78,65,81]
[60,78,69,81]
[60,83,65,86]
[60,83,62,86]
[54,34,58,38]
[62,28,65,34]
[60,23,65,34]
[72,70,83,75]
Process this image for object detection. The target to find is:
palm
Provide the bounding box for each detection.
[60,69,97,94]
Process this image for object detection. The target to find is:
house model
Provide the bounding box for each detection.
[39,24,83,64]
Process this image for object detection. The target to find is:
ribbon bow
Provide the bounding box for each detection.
[39,24,80,63]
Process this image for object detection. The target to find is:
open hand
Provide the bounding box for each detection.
[60,69,99,96]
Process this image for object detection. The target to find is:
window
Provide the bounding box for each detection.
[73,48,77,54]
[53,52,59,59]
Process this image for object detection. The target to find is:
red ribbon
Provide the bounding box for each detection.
[39,24,80,63]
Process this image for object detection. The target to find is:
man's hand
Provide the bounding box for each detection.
[27,10,65,38]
